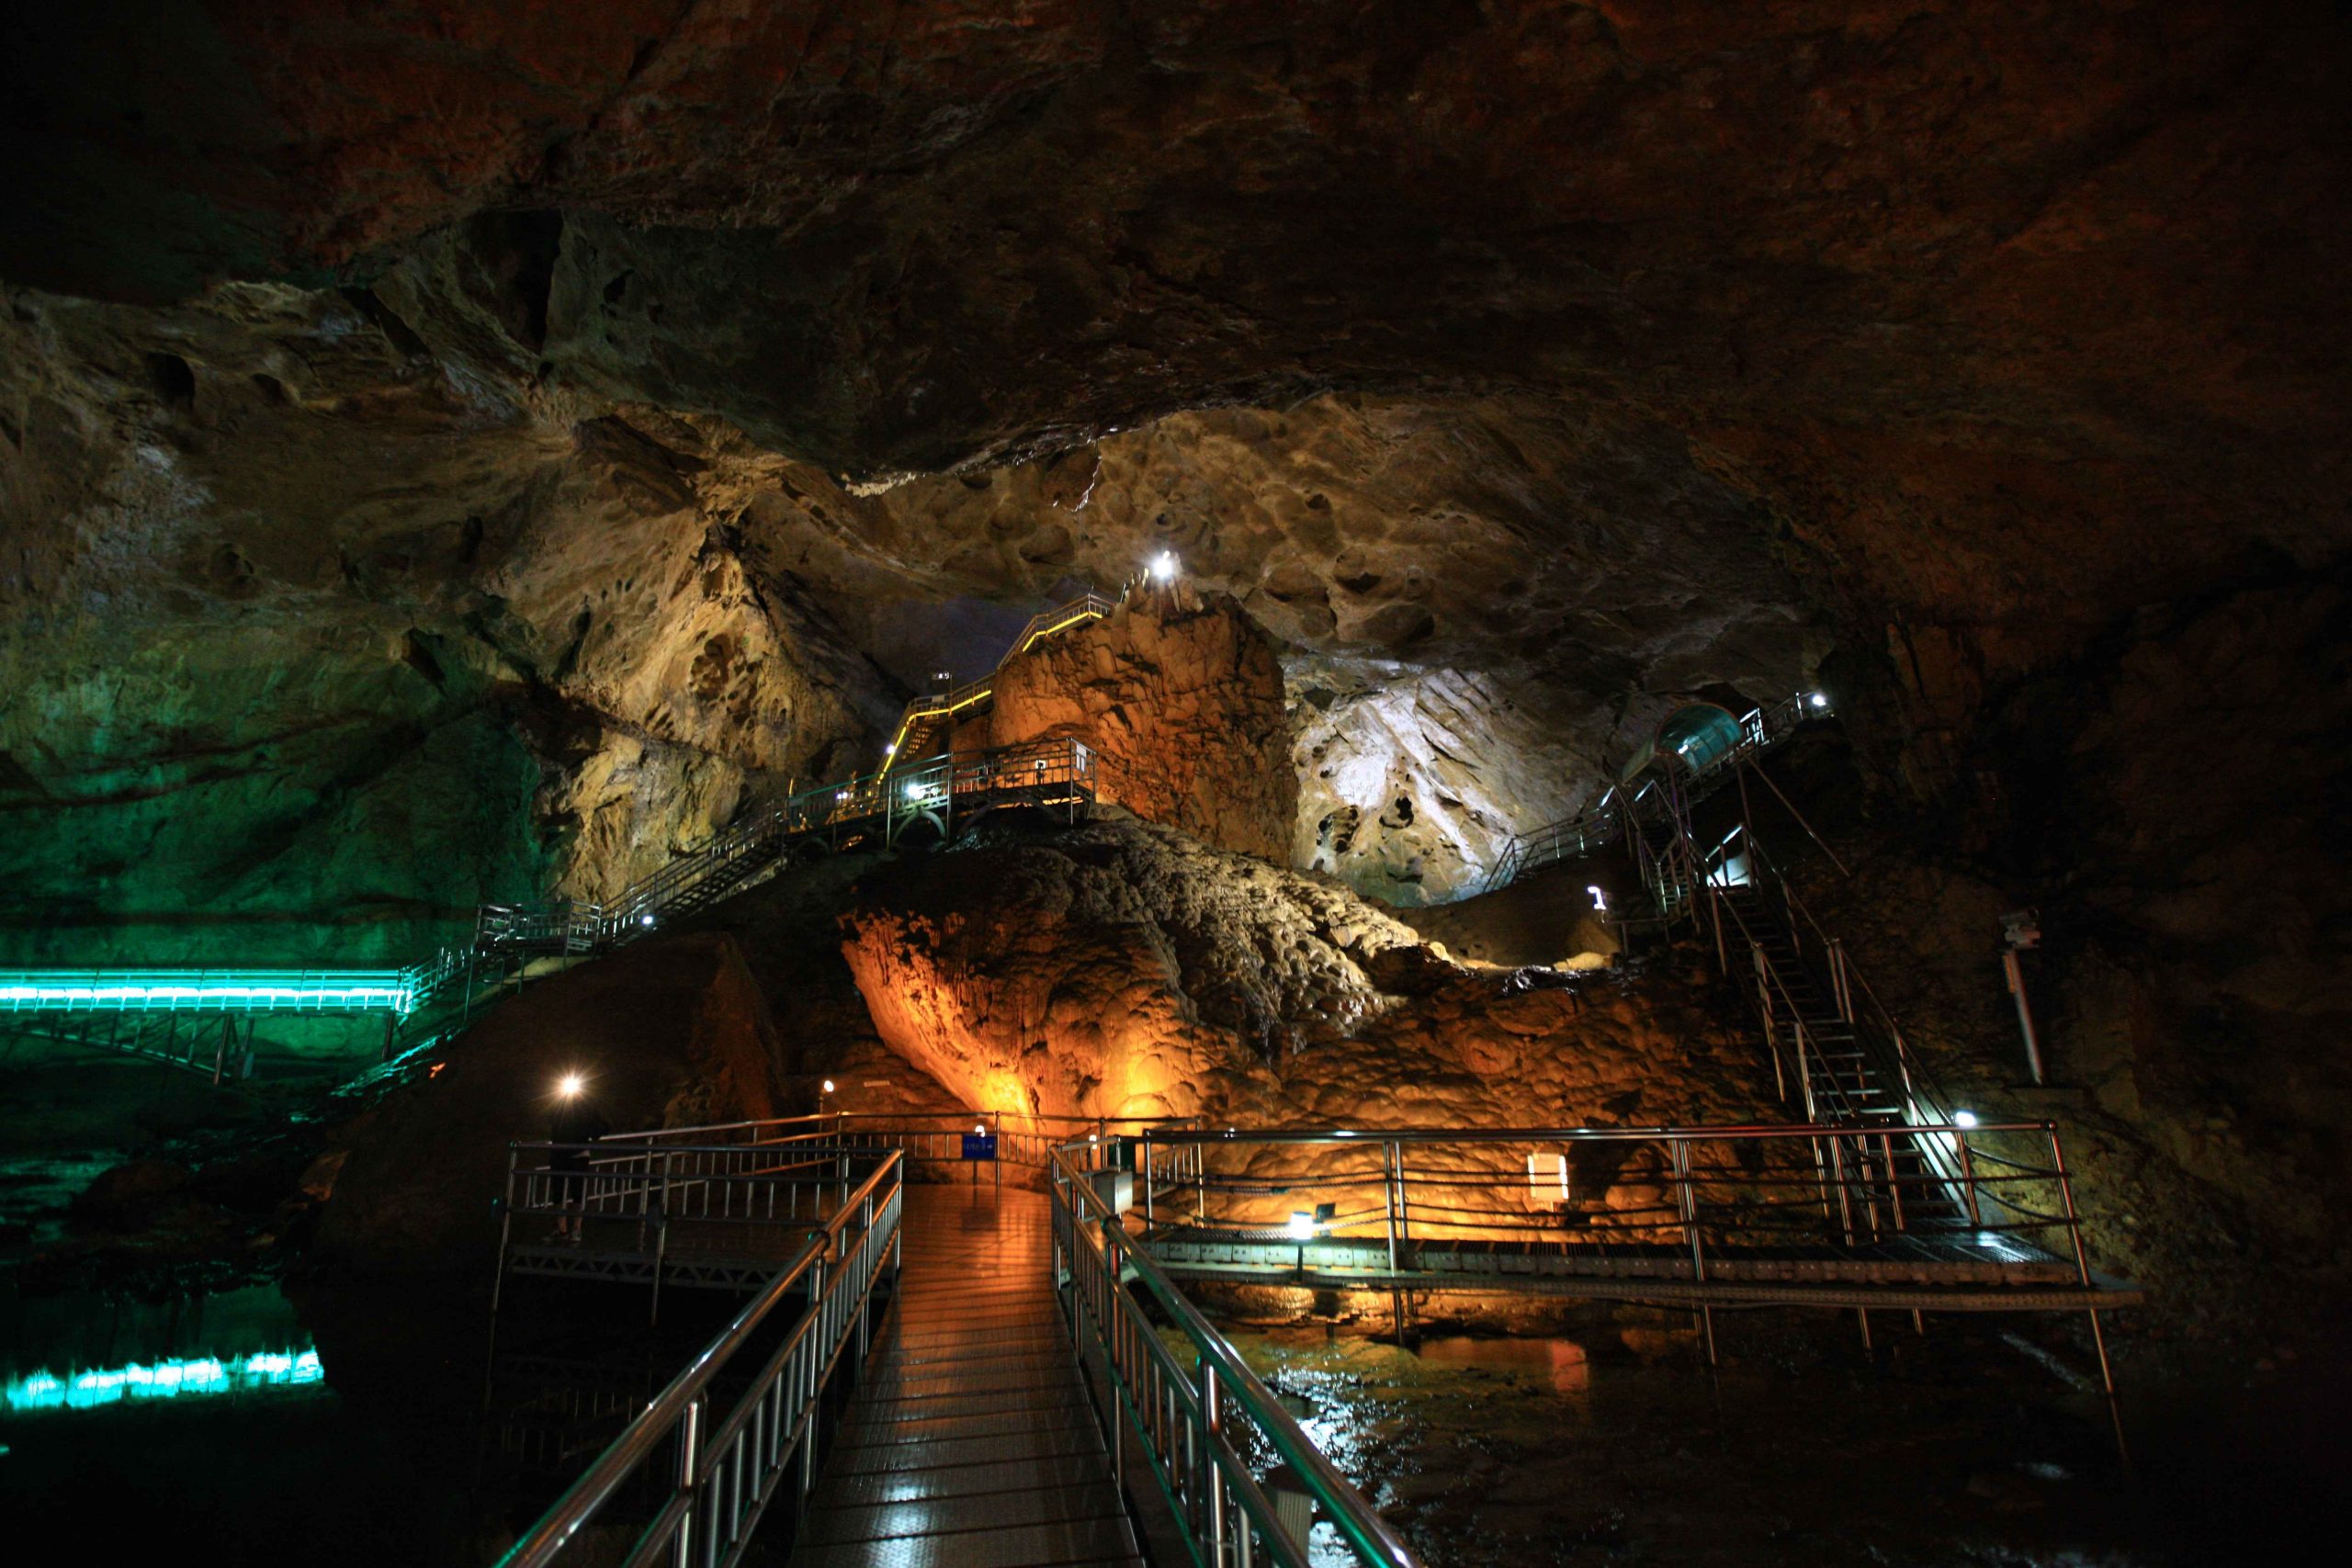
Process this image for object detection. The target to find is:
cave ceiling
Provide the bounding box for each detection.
[1,1,2347,934]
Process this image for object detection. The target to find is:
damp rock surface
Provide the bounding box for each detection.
[316,931,786,1272]
[834,816,1776,1134]
[982,583,1296,863]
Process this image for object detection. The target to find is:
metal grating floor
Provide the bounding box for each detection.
[788,1183,1142,1568]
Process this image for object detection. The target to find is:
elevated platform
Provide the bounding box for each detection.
[1143,1230,2144,1312]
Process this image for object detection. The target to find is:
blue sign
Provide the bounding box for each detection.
[961,1132,999,1160]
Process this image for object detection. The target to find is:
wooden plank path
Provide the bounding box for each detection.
[788,1182,1143,1568]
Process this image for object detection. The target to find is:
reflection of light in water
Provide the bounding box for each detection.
[6,1348,322,1413]
[1419,1336,1591,1397]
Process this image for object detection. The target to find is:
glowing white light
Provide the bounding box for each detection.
[1588,884,1608,911]
[836,791,848,801]
[1809,692,1828,709]
[905,782,923,800]
[974,1123,987,1135]
[1286,1211,1316,1241]
[886,742,897,754]
[558,1074,583,1099]
[1150,550,1177,583]
[1952,1110,1979,1129]
[821,1078,835,1095]
[638,913,655,928]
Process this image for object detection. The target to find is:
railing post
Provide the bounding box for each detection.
[672,1392,705,1568]
[1669,1138,1716,1365]
[1198,1358,1225,1557]
[650,1151,673,1325]
[2048,1125,2129,1467]
[1956,1129,1984,1228]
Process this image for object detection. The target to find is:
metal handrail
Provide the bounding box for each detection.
[481,736,1104,958]
[1485,690,1823,894]
[0,967,431,1016]
[878,588,1126,773]
[1049,1141,1421,1568]
[497,1149,903,1568]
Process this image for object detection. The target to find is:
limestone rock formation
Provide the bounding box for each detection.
[981,584,1295,862]
[837,818,1775,1133]
[0,285,887,977]
[314,932,786,1271]
[1291,662,1589,906]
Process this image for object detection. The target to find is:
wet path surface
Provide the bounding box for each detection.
[790,1183,1140,1568]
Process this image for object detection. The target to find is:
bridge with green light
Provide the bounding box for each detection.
[0,962,460,1081]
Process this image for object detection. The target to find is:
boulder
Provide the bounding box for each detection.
[983,583,1296,862]
[838,817,1777,1136]
[314,931,786,1273]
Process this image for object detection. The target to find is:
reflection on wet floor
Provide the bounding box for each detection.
[1209,1313,2175,1568]
[1418,1334,1592,1397]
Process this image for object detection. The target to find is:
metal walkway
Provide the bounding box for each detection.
[0,957,466,1077]
[877,590,1125,775]
[789,1184,1142,1568]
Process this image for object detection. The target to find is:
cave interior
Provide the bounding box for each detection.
[1,5,2348,1565]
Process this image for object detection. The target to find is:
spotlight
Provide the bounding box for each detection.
[1588,885,1608,912]
[974,1122,987,1135]
[1286,1211,1315,1241]
[557,1074,583,1099]
[1809,692,1828,710]
[905,782,922,800]
[821,1078,835,1095]
[638,913,655,928]
[1952,1110,1979,1129]
[1150,550,1177,583]
[885,742,897,755]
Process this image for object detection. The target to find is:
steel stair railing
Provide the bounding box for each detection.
[1483,690,1824,895]
[876,586,1130,776]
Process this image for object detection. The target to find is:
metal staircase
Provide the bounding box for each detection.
[1489,692,1997,1250]
[876,587,1124,774]
[479,736,1108,960]
[1485,690,1824,895]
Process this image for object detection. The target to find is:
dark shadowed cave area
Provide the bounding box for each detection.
[1,6,2347,1565]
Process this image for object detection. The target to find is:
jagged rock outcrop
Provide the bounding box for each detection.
[0,285,887,978]
[838,818,1774,1131]
[1291,663,1590,905]
[315,931,785,1271]
[981,584,1295,863]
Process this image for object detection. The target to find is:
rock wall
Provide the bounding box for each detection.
[1291,662,1591,906]
[0,284,888,980]
[837,818,1774,1132]
[314,931,786,1272]
[982,584,1295,863]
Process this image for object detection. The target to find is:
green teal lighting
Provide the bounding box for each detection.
[6,1348,323,1413]
[0,970,421,1016]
